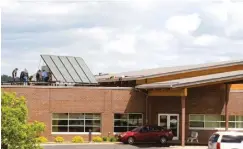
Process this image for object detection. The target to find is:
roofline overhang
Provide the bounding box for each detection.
[97,60,243,83]
[135,74,243,90]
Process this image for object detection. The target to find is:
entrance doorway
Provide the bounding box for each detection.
[158,114,179,140]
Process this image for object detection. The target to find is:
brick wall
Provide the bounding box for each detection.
[2,84,243,144]
[148,84,243,143]
[2,86,145,142]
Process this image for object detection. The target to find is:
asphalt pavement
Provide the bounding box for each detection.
[42,144,207,149]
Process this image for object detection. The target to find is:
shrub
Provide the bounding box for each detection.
[72,136,84,143]
[92,136,103,142]
[102,136,108,142]
[109,136,117,142]
[55,136,64,143]
[36,136,48,143]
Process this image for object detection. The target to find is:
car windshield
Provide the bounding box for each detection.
[221,135,243,143]
[131,126,142,132]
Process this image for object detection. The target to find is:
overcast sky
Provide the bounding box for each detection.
[2,0,243,76]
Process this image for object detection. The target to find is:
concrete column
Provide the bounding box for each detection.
[225,84,229,131]
[181,96,186,147]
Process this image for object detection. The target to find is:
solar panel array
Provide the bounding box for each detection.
[41,55,97,84]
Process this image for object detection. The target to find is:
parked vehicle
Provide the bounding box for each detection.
[117,125,174,145]
[208,131,243,149]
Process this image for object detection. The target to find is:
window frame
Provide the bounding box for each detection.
[113,113,143,133]
[51,113,101,135]
[189,114,243,130]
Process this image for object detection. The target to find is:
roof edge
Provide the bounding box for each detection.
[98,60,243,83]
[135,72,243,89]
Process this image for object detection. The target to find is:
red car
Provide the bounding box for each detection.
[118,125,174,145]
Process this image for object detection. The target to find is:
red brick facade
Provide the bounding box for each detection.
[2,84,243,144]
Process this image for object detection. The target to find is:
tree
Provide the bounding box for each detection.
[1,92,45,149]
[1,75,12,82]
[1,75,20,82]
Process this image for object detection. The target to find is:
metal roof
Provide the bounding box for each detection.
[41,55,97,84]
[96,60,243,82]
[135,70,243,89]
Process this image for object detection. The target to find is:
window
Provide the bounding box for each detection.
[52,113,101,133]
[229,116,243,129]
[189,115,204,128]
[150,126,162,132]
[221,135,243,143]
[189,114,243,129]
[114,113,143,132]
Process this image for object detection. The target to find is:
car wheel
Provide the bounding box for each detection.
[127,137,135,145]
[160,136,167,144]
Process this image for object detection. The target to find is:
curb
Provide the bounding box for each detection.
[41,142,123,146]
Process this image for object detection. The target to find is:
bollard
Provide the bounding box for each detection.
[89,129,92,143]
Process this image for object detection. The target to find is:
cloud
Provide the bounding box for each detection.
[1,0,243,76]
[165,13,201,35]
[104,33,136,54]
[193,34,220,46]
[225,2,243,38]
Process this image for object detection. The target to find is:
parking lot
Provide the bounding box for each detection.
[43,144,207,149]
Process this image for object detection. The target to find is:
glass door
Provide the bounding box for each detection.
[158,114,179,140]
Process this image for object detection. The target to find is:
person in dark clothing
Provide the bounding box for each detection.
[20,71,25,82]
[12,68,18,82]
[48,71,52,82]
[36,70,41,82]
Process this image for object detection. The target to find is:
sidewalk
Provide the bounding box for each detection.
[41,142,123,146]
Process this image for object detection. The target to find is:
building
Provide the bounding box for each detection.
[2,56,243,146]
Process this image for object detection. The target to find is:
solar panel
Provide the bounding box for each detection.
[67,56,90,83]
[59,56,82,83]
[75,57,98,84]
[41,55,97,84]
[41,55,65,82]
[50,55,74,83]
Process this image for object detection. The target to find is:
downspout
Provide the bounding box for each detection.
[145,92,149,124]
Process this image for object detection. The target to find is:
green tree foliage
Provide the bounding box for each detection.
[1,75,20,82]
[1,75,13,82]
[1,92,45,149]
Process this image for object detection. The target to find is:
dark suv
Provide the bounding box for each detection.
[117,125,174,145]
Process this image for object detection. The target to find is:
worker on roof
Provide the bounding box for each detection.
[42,70,48,82]
[12,68,18,82]
[20,70,24,82]
[23,68,29,86]
[36,70,41,82]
